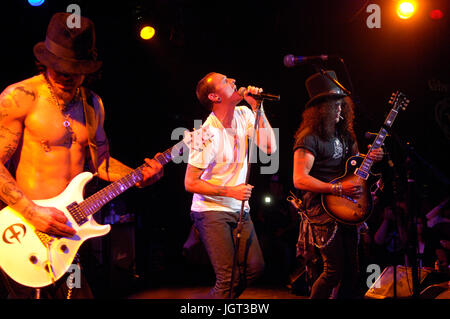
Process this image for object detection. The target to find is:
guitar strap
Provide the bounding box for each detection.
[80,87,100,173]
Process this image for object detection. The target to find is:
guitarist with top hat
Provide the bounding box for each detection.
[0,13,163,298]
[292,70,384,299]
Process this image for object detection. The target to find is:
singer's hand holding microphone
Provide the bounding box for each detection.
[238,86,263,110]
[237,86,280,111]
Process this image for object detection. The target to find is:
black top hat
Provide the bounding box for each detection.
[305,70,347,108]
[33,12,102,74]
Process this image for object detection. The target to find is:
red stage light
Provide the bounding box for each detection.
[429,9,444,20]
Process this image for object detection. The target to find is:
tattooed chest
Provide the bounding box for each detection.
[24,106,89,151]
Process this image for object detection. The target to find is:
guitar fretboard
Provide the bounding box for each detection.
[355,92,407,180]
[355,127,389,179]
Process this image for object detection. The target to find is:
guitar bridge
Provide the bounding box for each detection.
[35,230,53,248]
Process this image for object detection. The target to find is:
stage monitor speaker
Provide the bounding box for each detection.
[419,281,450,299]
[365,266,432,299]
[109,223,136,271]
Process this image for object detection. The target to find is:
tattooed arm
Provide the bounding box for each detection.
[0,88,75,237]
[184,164,254,201]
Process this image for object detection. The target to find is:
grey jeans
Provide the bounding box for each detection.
[191,210,265,298]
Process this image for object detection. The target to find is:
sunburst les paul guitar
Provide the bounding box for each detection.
[0,127,212,288]
[321,91,409,224]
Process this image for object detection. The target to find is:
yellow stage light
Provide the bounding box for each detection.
[140,26,155,40]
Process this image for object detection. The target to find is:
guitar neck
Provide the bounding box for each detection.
[358,127,389,174]
[355,102,400,179]
[79,140,185,217]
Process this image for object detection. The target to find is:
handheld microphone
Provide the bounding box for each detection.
[238,87,280,101]
[283,54,333,68]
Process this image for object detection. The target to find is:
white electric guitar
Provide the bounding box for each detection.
[0,127,213,288]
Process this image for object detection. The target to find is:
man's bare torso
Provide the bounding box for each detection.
[4,74,89,200]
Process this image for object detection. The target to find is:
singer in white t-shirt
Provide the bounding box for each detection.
[184,72,277,298]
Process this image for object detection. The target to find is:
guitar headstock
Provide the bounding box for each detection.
[183,125,214,152]
[389,91,410,112]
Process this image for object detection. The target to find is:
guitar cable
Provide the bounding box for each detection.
[46,240,57,286]
[46,241,74,299]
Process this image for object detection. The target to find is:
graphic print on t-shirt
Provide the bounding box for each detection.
[332,138,343,159]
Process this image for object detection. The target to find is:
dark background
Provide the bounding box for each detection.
[1,0,449,297]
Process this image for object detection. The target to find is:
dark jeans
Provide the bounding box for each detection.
[310,224,360,299]
[191,210,265,299]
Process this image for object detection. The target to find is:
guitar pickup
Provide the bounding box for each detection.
[354,168,369,180]
[66,202,88,226]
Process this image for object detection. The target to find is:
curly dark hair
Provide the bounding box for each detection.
[294,95,357,142]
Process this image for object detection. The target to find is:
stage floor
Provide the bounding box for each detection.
[128,284,308,299]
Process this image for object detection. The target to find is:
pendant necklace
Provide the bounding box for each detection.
[44,75,79,145]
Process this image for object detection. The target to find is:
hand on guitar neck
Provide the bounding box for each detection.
[135,155,164,188]
[336,146,384,199]
[366,144,384,163]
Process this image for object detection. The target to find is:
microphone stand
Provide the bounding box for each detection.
[229,98,263,299]
[318,67,352,96]
[386,128,450,298]
[385,148,401,299]
[404,150,420,298]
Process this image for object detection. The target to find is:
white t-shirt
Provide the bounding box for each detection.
[189,106,255,213]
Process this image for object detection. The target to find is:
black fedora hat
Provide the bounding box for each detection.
[33,12,102,74]
[305,70,347,108]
